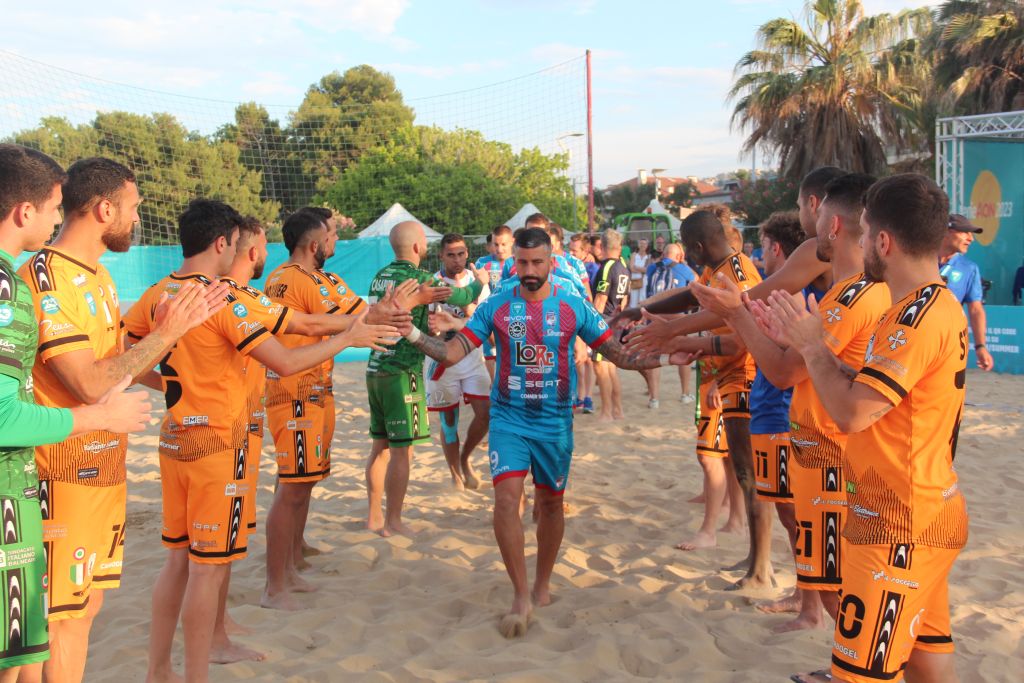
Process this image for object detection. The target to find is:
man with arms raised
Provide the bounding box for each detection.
[18,158,227,682]
[424,233,491,490]
[0,145,151,682]
[128,199,395,683]
[761,174,969,683]
[364,221,486,537]
[400,227,693,638]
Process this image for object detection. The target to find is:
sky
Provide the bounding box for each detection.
[4,0,939,187]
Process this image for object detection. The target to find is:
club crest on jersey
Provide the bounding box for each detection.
[511,302,526,318]
[84,292,97,316]
[508,321,527,339]
[232,303,248,318]
[514,341,553,368]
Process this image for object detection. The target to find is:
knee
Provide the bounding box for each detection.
[535,494,564,518]
[493,486,524,515]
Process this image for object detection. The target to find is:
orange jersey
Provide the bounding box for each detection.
[317,269,366,390]
[698,252,761,391]
[19,247,127,485]
[789,274,891,469]
[262,263,340,405]
[123,273,287,461]
[846,281,969,549]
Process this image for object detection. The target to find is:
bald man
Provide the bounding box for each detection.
[365,221,488,536]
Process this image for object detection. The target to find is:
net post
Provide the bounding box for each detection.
[586,48,595,234]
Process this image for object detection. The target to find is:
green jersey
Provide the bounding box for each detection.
[0,250,40,472]
[366,259,482,376]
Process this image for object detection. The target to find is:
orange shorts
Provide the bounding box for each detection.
[267,400,331,483]
[751,432,793,502]
[695,381,729,458]
[791,457,847,591]
[245,427,262,531]
[160,449,250,564]
[41,480,126,620]
[831,543,960,682]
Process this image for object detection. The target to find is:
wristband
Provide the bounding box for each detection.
[659,354,670,367]
[405,327,422,343]
[974,344,986,350]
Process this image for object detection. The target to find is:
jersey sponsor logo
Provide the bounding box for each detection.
[0,545,36,569]
[508,320,527,338]
[182,415,209,426]
[77,467,100,479]
[24,375,33,392]
[158,440,180,451]
[40,295,60,314]
[319,286,330,297]
[0,339,15,355]
[84,291,97,316]
[232,303,248,318]
[0,304,12,327]
[514,341,554,368]
[508,376,562,391]
[72,273,87,287]
[544,311,556,327]
[336,285,347,296]
[259,295,272,306]
[82,439,120,454]
[236,320,264,335]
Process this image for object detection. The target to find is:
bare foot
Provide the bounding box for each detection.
[260,589,302,611]
[757,591,801,615]
[675,530,716,551]
[725,573,776,593]
[531,586,552,607]
[774,614,828,634]
[287,572,318,593]
[598,412,614,421]
[380,521,417,538]
[498,597,533,639]
[463,467,480,490]
[145,669,185,683]
[721,556,751,572]
[612,410,625,420]
[688,493,705,504]
[450,475,466,491]
[719,521,745,534]
[209,640,266,664]
[224,611,252,636]
[789,668,833,681]
[301,543,324,558]
[366,510,385,533]
[295,556,313,572]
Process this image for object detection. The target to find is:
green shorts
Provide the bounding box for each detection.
[0,458,49,669]
[366,371,431,446]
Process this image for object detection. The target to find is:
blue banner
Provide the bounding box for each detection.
[967,305,1023,375]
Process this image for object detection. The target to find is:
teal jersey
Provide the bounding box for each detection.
[366,260,482,376]
[0,250,41,472]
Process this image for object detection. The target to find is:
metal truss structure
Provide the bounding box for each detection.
[936,111,1024,213]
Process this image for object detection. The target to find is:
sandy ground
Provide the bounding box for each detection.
[86,364,1023,682]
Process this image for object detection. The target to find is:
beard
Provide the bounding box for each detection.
[520,276,545,291]
[102,221,134,253]
[314,244,327,270]
[252,257,266,280]
[863,242,886,283]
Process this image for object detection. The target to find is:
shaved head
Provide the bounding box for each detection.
[390,220,426,259]
[664,242,683,262]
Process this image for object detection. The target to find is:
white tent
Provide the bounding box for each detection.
[357,202,442,241]
[503,203,543,230]
[644,199,682,232]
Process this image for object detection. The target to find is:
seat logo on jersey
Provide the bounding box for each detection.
[0,306,12,328]
[514,341,553,368]
[40,295,60,314]
[508,321,527,339]
[232,303,248,318]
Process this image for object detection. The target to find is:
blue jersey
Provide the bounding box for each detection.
[475,254,504,291]
[749,282,825,434]
[492,272,584,299]
[939,253,983,304]
[463,284,612,436]
[563,253,590,285]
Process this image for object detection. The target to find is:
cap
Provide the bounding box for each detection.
[948,214,982,234]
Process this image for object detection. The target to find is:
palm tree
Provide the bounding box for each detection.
[934,0,1024,114]
[729,0,932,179]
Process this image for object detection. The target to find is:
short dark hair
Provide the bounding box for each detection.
[545,222,564,244]
[178,199,242,258]
[0,144,66,221]
[588,234,601,247]
[681,210,725,244]
[62,157,136,217]
[694,203,734,230]
[569,233,585,245]
[822,173,875,216]
[514,227,552,250]
[864,174,949,257]
[758,211,805,257]
[800,166,846,200]
[485,233,493,244]
[237,215,263,249]
[302,207,332,221]
[440,233,465,249]
[492,224,513,238]
[282,209,327,254]
[524,212,550,229]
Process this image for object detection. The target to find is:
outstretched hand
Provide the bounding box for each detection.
[342,311,400,352]
[691,273,744,320]
[624,309,685,355]
[153,280,231,339]
[765,289,822,353]
[367,281,414,327]
[98,374,153,433]
[608,306,643,330]
[428,309,462,335]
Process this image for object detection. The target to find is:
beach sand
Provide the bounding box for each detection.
[86,364,1023,682]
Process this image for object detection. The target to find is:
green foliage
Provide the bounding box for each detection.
[320,126,580,235]
[596,182,655,218]
[730,177,800,226]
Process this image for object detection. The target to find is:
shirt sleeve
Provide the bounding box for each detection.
[963,265,983,304]
[462,296,494,348]
[326,275,367,315]
[122,291,153,341]
[445,279,484,308]
[31,284,91,361]
[213,296,282,357]
[0,374,73,447]
[500,258,514,281]
[577,299,613,348]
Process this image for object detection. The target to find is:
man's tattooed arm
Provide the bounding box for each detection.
[407,330,474,366]
[594,335,664,371]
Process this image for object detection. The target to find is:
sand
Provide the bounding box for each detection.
[85,364,1023,682]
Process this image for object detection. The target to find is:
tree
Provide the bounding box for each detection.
[596,182,656,217]
[664,181,696,211]
[320,126,577,234]
[934,0,1024,114]
[729,0,932,179]
[730,177,800,226]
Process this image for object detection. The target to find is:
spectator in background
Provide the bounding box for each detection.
[1013,260,1024,305]
[652,234,666,260]
[628,238,651,308]
[642,242,698,407]
[586,235,603,285]
[747,240,766,277]
[939,214,994,371]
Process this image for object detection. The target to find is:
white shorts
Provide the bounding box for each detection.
[424,348,491,411]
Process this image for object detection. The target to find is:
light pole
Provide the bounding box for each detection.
[557,132,585,233]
